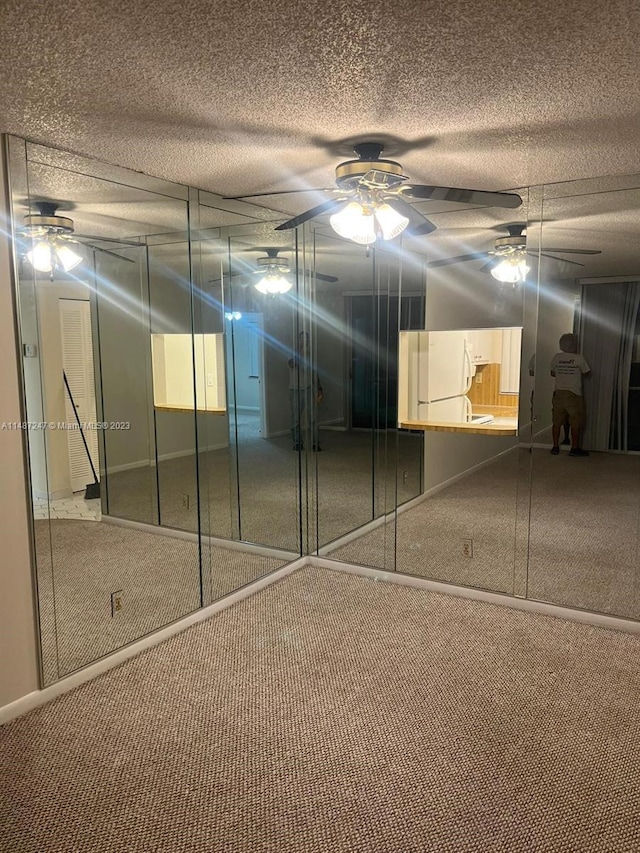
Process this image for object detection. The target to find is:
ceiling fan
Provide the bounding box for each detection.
[225,142,523,245]
[18,201,140,278]
[210,247,338,294]
[427,224,602,282]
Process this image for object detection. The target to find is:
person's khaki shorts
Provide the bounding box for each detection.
[552,390,586,428]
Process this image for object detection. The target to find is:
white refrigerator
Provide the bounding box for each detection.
[398,330,496,425]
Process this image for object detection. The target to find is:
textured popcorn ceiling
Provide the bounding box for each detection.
[3,0,640,279]
[1,0,640,201]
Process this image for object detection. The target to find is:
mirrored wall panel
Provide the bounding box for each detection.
[8,138,300,684]
[526,175,640,619]
[325,196,532,593]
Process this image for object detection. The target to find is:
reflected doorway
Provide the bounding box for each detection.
[348,293,424,429]
[225,311,266,441]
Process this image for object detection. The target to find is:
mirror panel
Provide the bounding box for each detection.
[9,139,300,684]
[527,178,640,618]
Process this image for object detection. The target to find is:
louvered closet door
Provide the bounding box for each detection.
[59,299,99,493]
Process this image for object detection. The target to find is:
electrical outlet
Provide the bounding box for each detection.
[402,470,408,485]
[111,590,124,616]
[182,493,190,509]
[475,372,483,384]
[462,538,473,558]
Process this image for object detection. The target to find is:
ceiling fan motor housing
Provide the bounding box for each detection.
[23,202,74,234]
[256,255,289,273]
[494,234,526,256]
[335,157,405,189]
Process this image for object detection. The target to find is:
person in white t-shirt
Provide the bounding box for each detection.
[550,333,591,457]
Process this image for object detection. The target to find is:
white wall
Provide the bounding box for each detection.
[96,248,229,472]
[0,151,39,709]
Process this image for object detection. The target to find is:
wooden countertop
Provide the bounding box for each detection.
[155,405,226,415]
[400,406,518,436]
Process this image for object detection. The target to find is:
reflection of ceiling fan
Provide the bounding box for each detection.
[227,142,522,246]
[252,248,338,294]
[211,247,338,295]
[18,201,140,278]
[427,224,602,282]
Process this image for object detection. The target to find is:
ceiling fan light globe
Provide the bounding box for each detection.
[330,202,377,245]
[56,243,83,272]
[254,274,292,295]
[490,257,529,283]
[374,203,409,240]
[27,240,54,272]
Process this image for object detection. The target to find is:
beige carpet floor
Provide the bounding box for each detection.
[332,448,640,621]
[105,426,423,552]
[2,566,640,852]
[35,520,287,683]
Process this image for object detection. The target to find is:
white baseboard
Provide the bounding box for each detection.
[318,444,520,556]
[5,553,640,726]
[32,487,72,501]
[0,558,306,726]
[422,442,519,503]
[263,428,289,439]
[101,515,298,562]
[319,419,347,431]
[309,556,640,636]
[105,443,229,474]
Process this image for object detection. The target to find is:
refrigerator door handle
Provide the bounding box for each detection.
[463,345,474,394]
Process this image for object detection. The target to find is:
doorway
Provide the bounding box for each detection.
[348,294,424,429]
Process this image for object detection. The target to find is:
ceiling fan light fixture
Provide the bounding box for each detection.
[490,255,529,283]
[55,242,83,272]
[254,272,292,295]
[27,237,83,274]
[26,241,54,272]
[373,202,410,240]
[329,201,377,245]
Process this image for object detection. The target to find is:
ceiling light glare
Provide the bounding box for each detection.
[27,241,54,272]
[374,203,410,240]
[26,238,83,274]
[254,273,292,295]
[490,256,530,283]
[224,311,243,321]
[330,202,377,245]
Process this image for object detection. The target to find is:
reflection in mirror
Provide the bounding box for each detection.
[527,178,640,619]
[12,143,205,680]
[9,139,299,684]
[220,231,302,554]
[329,199,529,591]
[398,328,521,433]
[310,227,424,568]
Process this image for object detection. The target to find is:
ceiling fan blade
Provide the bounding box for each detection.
[479,261,495,274]
[223,188,334,200]
[539,247,601,255]
[538,252,585,267]
[77,234,143,246]
[427,252,492,268]
[274,198,348,231]
[388,197,437,236]
[313,272,339,283]
[402,185,522,209]
[89,244,136,263]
